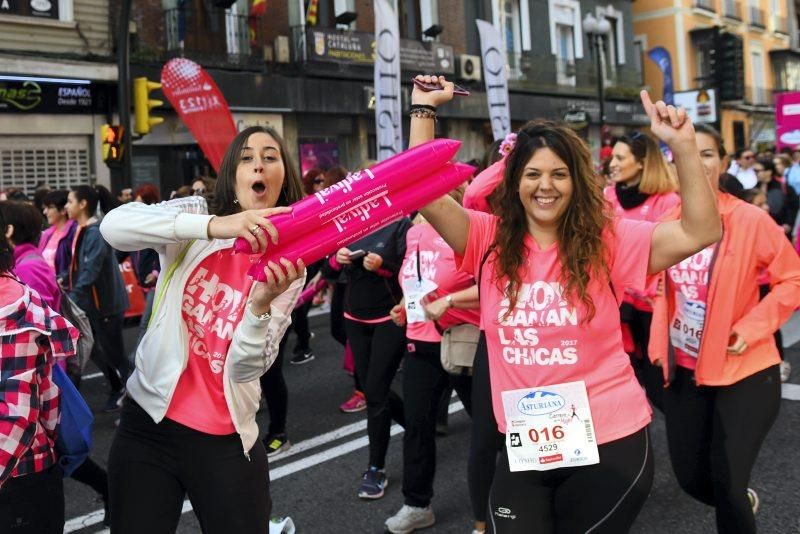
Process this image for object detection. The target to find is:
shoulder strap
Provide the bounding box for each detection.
[147,240,194,328]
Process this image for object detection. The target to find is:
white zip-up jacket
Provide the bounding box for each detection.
[100,196,303,457]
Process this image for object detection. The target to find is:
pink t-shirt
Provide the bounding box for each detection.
[666,245,715,371]
[399,224,480,342]
[40,224,67,272]
[459,210,654,444]
[165,249,255,435]
[604,187,679,312]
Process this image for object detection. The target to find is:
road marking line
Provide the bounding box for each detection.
[782,383,800,401]
[81,372,103,380]
[64,402,464,532]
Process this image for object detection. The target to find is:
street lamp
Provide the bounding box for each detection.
[583,13,612,140]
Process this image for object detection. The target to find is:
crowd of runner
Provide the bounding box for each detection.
[1,75,799,534]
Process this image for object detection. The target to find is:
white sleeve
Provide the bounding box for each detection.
[100,196,214,253]
[226,276,306,383]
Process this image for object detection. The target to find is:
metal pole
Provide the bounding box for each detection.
[595,34,606,132]
[114,0,133,192]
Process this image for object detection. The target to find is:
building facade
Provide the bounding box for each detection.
[634,0,797,152]
[0,0,116,193]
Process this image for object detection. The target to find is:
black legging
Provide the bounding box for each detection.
[663,365,781,534]
[469,332,504,524]
[345,318,406,469]
[759,284,785,360]
[488,427,653,533]
[259,334,290,436]
[330,281,362,392]
[289,260,321,355]
[89,313,131,393]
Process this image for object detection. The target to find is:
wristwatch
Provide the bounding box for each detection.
[445,295,454,308]
[256,310,272,321]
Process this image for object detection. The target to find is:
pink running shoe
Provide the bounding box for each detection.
[340,390,367,413]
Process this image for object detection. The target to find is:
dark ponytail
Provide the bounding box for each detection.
[0,207,13,273]
[72,184,119,217]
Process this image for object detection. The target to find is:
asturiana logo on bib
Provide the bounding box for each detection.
[518,390,565,416]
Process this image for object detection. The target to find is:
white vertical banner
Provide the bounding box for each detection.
[374,0,403,161]
[476,19,511,141]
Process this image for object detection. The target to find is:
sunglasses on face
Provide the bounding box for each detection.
[313,179,325,185]
[193,188,206,195]
[743,155,754,160]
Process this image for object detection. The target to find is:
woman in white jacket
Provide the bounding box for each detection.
[100,126,306,534]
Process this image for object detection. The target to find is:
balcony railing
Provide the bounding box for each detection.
[749,6,766,28]
[694,0,715,12]
[164,7,256,68]
[772,15,790,35]
[723,0,742,20]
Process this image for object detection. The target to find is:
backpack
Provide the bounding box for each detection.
[52,362,93,476]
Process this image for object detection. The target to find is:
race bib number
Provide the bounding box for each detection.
[402,278,438,324]
[502,381,599,472]
[670,292,706,356]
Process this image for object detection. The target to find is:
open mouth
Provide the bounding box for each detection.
[535,196,557,206]
[252,181,266,195]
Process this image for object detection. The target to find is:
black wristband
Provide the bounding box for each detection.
[409,103,437,113]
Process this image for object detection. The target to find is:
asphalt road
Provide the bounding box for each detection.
[64,312,800,534]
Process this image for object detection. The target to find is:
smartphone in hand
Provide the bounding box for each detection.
[412,78,470,96]
[348,249,367,260]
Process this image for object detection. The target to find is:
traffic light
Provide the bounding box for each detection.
[713,31,744,101]
[101,124,124,164]
[133,77,164,135]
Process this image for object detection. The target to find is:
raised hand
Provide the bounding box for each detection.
[640,90,696,150]
[411,74,455,108]
[208,206,291,254]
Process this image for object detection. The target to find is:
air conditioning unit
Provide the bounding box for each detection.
[457,54,482,82]
[274,35,290,64]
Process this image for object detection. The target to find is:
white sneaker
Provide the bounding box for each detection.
[269,516,295,534]
[385,505,435,533]
[780,360,792,383]
[747,488,760,515]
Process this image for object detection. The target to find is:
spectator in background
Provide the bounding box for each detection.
[32,185,51,219]
[754,158,799,238]
[116,188,133,205]
[301,168,325,195]
[324,165,348,189]
[130,185,162,348]
[727,148,758,189]
[3,188,29,202]
[191,176,214,197]
[0,201,60,311]
[785,147,800,192]
[774,154,792,182]
[39,190,78,283]
[170,185,193,199]
[66,185,131,412]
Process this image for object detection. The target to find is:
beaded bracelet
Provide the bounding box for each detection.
[409,105,437,120]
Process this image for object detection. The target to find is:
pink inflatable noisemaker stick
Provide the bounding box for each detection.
[233,139,462,254]
[247,162,475,281]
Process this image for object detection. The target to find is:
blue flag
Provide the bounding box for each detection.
[647,47,674,105]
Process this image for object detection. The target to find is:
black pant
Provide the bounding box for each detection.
[663,365,781,534]
[259,334,290,436]
[330,282,347,346]
[71,456,108,502]
[346,318,406,469]
[0,464,64,533]
[626,309,665,412]
[401,340,450,507]
[290,261,321,354]
[108,399,271,534]
[488,427,654,534]
[89,313,131,393]
[469,332,504,523]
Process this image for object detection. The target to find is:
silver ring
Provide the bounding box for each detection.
[250,225,260,235]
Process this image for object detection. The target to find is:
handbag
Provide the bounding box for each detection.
[59,289,94,373]
[52,363,94,477]
[440,323,480,375]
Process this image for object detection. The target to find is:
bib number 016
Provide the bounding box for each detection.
[528,425,564,443]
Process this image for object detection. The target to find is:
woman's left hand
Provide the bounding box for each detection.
[727,331,748,355]
[424,297,449,321]
[250,258,305,316]
[640,90,695,151]
[362,253,384,272]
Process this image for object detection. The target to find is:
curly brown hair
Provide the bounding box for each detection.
[492,120,612,321]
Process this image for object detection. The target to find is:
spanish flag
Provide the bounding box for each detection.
[251,0,266,17]
[306,0,318,26]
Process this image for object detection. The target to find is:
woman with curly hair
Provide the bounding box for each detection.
[406,75,721,533]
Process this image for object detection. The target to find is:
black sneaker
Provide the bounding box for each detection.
[103,389,125,413]
[263,433,291,458]
[290,351,315,365]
